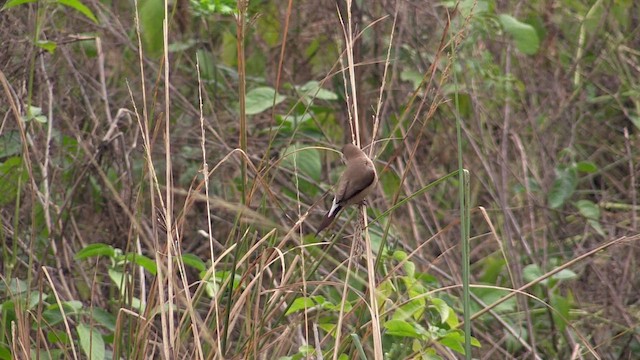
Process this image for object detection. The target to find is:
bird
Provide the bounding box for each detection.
[316,143,377,235]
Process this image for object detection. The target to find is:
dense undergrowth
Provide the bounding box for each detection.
[1,0,639,359]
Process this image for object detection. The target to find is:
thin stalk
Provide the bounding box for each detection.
[454,60,472,360]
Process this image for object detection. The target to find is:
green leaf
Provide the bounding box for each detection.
[108,268,131,295]
[77,323,105,360]
[245,86,286,115]
[547,166,577,209]
[438,331,465,354]
[61,300,83,313]
[384,319,420,338]
[57,0,98,23]
[91,308,116,332]
[522,264,543,283]
[0,130,22,158]
[0,346,10,360]
[181,253,206,272]
[42,307,64,326]
[575,199,605,235]
[122,253,157,275]
[479,256,506,283]
[286,297,315,316]
[75,243,116,260]
[379,170,400,198]
[139,0,164,56]
[550,293,572,332]
[471,287,516,314]
[393,300,423,321]
[576,161,598,173]
[551,269,578,282]
[575,199,599,220]
[2,0,37,10]
[47,330,70,344]
[0,157,27,205]
[281,144,322,183]
[588,218,605,236]
[22,106,47,123]
[400,70,424,90]
[36,40,57,54]
[429,298,451,325]
[393,250,408,262]
[297,80,338,101]
[403,260,416,278]
[499,14,540,55]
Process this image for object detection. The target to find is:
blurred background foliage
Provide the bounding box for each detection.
[0,0,639,359]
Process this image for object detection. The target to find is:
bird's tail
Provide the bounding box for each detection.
[315,205,342,236]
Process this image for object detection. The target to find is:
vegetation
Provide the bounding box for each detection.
[0,0,639,359]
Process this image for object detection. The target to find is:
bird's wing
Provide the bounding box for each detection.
[336,161,375,205]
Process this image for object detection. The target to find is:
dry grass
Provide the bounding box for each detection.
[1,0,639,359]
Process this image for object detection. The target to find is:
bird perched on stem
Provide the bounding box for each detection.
[316,143,377,235]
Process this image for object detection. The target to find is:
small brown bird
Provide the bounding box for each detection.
[316,143,377,235]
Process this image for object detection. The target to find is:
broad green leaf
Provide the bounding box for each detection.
[298,80,338,101]
[445,306,459,328]
[196,50,218,83]
[318,322,335,336]
[281,144,322,182]
[22,105,47,123]
[0,157,27,205]
[168,39,197,53]
[91,308,116,332]
[588,219,605,236]
[438,331,465,354]
[403,260,416,278]
[576,200,605,235]
[245,86,286,115]
[499,14,540,55]
[0,346,10,360]
[42,307,64,326]
[384,319,420,338]
[191,0,236,16]
[438,331,479,354]
[57,0,98,23]
[122,253,157,275]
[550,293,571,332]
[286,297,315,316]
[139,0,164,56]
[75,243,116,259]
[522,264,543,283]
[393,250,408,262]
[108,268,131,295]
[77,323,105,360]
[61,300,83,313]
[393,300,423,321]
[547,166,577,209]
[0,130,22,159]
[471,287,516,314]
[181,253,206,272]
[2,0,37,10]
[576,161,598,173]
[479,256,506,283]
[400,70,424,90]
[429,298,450,325]
[0,278,29,296]
[380,170,400,200]
[47,330,70,344]
[551,269,577,281]
[575,199,599,220]
[36,40,57,54]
